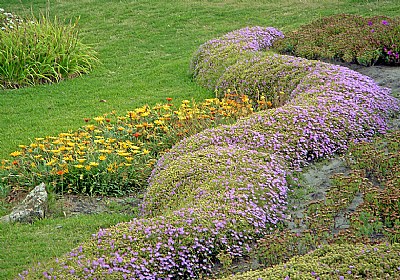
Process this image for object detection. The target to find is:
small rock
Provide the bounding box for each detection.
[0,183,48,223]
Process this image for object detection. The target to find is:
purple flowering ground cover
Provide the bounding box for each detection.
[189,26,284,90]
[19,27,400,279]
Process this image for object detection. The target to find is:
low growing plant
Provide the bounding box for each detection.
[273,14,400,66]
[0,8,98,89]
[189,26,284,90]
[219,242,400,280]
[252,130,400,271]
[0,95,263,196]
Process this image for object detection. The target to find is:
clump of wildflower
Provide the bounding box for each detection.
[0,95,262,196]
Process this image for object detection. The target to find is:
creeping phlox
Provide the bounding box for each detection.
[19,27,399,279]
[190,26,284,89]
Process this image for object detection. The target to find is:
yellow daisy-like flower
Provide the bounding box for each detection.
[74,164,84,169]
[10,151,22,157]
[154,119,164,126]
[34,155,43,159]
[93,116,104,123]
[66,141,75,147]
[85,125,96,131]
[89,162,99,167]
[46,159,57,166]
[99,155,107,161]
[85,165,91,171]
[125,157,134,162]
[117,151,131,157]
[142,149,150,155]
[135,107,147,114]
[63,155,74,161]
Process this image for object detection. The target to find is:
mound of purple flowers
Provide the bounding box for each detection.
[19,28,399,280]
[189,26,284,89]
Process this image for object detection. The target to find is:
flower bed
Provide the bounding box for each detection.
[19,27,399,279]
[1,97,257,196]
[273,14,400,66]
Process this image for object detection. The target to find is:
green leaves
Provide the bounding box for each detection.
[0,12,98,89]
[273,14,400,66]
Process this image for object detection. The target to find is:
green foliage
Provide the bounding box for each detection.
[0,10,98,89]
[273,14,400,66]
[190,42,255,90]
[220,242,400,279]
[0,96,259,196]
[215,53,319,107]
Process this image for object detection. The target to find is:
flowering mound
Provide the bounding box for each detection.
[189,26,284,90]
[273,14,400,66]
[218,242,400,280]
[19,29,399,279]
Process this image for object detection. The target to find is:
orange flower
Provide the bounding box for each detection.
[57,170,65,175]
[166,97,173,102]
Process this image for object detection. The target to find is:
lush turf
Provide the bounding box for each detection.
[0,213,134,280]
[1,0,400,279]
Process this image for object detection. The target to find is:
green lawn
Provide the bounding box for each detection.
[1,0,400,279]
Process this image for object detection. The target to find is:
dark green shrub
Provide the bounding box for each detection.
[0,11,98,89]
[273,14,400,66]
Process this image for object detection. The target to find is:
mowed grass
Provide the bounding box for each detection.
[1,0,400,279]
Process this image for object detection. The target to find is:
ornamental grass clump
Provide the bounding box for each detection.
[0,9,98,89]
[18,29,399,279]
[273,14,400,66]
[190,26,284,89]
[218,243,400,280]
[0,96,259,196]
